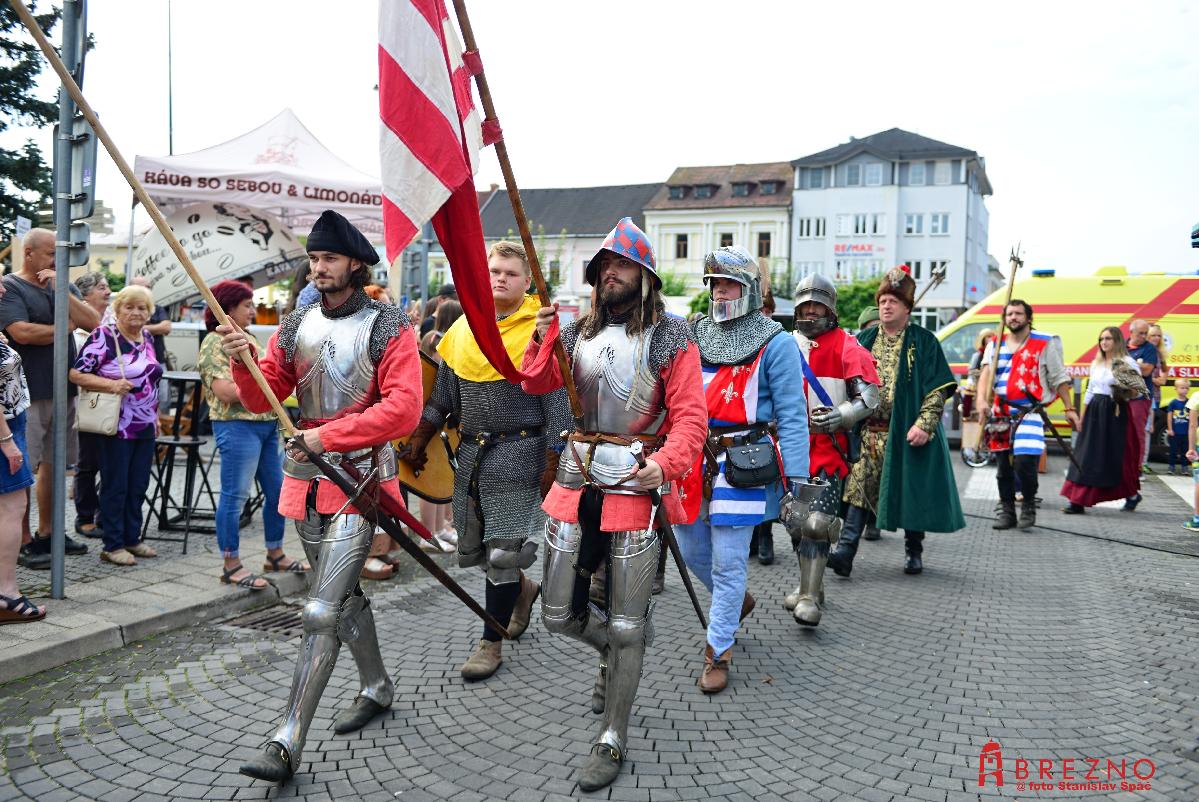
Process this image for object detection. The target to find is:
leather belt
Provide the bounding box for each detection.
[566,430,665,493]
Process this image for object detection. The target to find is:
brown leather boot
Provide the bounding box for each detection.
[698,644,731,694]
[506,572,541,640]
[740,591,756,622]
[460,639,502,681]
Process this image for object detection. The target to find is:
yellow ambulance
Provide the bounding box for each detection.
[936,266,1199,454]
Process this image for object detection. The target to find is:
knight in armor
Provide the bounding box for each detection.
[522,217,706,791]
[220,210,423,782]
[974,300,1077,529]
[833,266,964,578]
[405,240,571,681]
[676,247,809,691]
[784,274,879,625]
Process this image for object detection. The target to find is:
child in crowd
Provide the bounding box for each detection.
[1184,389,1199,532]
[1167,379,1191,474]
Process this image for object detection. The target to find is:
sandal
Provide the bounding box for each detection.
[0,594,46,625]
[127,542,158,558]
[220,564,271,591]
[101,549,137,566]
[360,557,395,581]
[263,554,310,573]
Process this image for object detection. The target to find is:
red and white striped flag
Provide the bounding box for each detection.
[378,0,560,383]
[378,0,482,260]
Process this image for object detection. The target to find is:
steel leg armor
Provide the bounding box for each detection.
[268,508,393,769]
[782,475,843,626]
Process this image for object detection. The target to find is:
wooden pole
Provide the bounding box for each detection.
[975,247,1023,449]
[450,0,584,425]
[12,0,296,437]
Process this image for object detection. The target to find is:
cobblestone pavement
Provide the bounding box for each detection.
[0,457,1195,801]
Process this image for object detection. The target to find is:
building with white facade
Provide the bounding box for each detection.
[643,162,792,296]
[790,128,994,328]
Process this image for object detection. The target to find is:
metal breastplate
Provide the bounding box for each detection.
[558,324,667,493]
[283,305,395,483]
[573,324,666,435]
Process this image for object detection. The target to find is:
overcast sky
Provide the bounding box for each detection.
[8,0,1198,275]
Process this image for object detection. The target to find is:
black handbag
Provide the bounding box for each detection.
[724,439,783,488]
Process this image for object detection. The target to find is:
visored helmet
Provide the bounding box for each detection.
[703,246,762,322]
[793,273,839,337]
[585,217,659,289]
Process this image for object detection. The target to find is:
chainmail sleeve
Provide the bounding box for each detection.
[421,361,459,427]
[540,387,572,451]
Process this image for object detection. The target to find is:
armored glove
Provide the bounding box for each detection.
[401,420,438,472]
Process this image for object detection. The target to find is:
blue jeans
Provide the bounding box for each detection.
[97,435,155,552]
[675,519,753,655]
[213,420,285,559]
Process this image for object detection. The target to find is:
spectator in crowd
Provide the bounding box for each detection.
[126,277,172,367]
[286,262,317,314]
[364,285,392,305]
[1060,326,1141,513]
[1148,324,1169,402]
[1166,379,1191,475]
[1184,393,1199,531]
[72,272,112,540]
[199,280,306,588]
[0,228,101,570]
[416,299,463,550]
[68,285,163,566]
[856,305,880,332]
[0,279,44,624]
[1125,320,1156,483]
[419,284,457,336]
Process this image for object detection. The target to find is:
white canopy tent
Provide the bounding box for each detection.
[133,108,384,241]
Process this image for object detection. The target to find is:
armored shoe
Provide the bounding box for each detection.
[1017,502,1036,530]
[792,552,827,628]
[993,501,1017,530]
[460,639,503,681]
[783,585,802,611]
[239,743,294,782]
[576,742,623,792]
[332,696,390,734]
[591,654,607,714]
[698,644,731,694]
[506,572,541,640]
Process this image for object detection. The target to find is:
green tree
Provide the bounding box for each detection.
[688,289,708,317]
[103,270,125,293]
[0,2,61,243]
[834,277,881,330]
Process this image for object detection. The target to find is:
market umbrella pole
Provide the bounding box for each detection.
[11,0,294,431]
[450,0,584,427]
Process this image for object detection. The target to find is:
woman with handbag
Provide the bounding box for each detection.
[1060,326,1143,513]
[0,278,45,624]
[68,285,164,565]
[71,272,111,540]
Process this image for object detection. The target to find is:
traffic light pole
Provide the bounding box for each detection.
[50,0,83,599]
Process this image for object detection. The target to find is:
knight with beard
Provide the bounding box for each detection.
[522,217,706,791]
[676,247,809,692]
[785,274,880,625]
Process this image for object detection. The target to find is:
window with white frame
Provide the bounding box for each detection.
[853,213,867,235]
[845,164,861,186]
[904,260,923,280]
[836,214,852,236]
[757,232,772,258]
[912,309,939,330]
[869,260,884,278]
[870,213,885,235]
[797,218,814,239]
[834,260,850,283]
[865,163,882,186]
[675,234,688,260]
[933,161,951,185]
[807,169,824,189]
[719,232,734,248]
[928,259,948,279]
[930,213,949,235]
[904,213,923,235]
[795,260,823,278]
[908,162,926,186]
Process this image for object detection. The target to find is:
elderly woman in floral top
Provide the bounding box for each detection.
[199,280,307,589]
[68,285,163,566]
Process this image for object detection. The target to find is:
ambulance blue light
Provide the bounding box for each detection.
[1032,269,1055,277]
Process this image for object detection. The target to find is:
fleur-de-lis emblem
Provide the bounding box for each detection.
[720,383,739,404]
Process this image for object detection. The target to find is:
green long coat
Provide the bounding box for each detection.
[858,323,965,533]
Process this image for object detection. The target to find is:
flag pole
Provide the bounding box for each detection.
[11,0,296,435]
[450,0,584,426]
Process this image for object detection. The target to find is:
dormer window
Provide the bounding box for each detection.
[731,182,752,197]
[694,184,715,199]
[668,185,688,200]
[760,181,779,196]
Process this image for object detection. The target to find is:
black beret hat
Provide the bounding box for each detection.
[306,210,379,265]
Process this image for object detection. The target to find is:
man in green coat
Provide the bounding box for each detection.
[829,266,964,576]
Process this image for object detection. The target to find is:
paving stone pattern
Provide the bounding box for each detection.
[0,458,1195,801]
